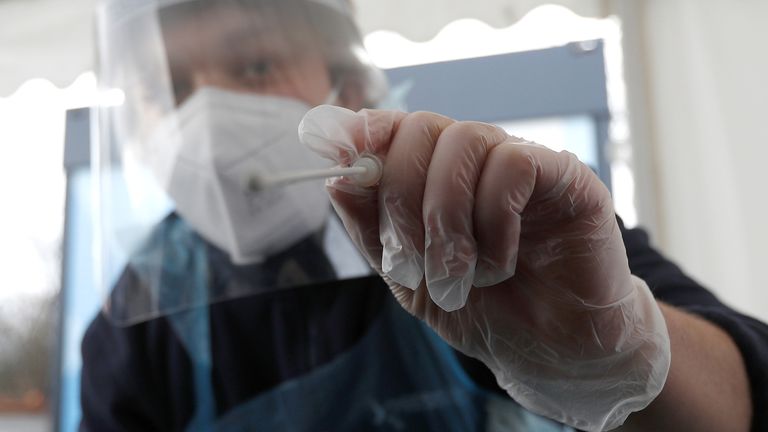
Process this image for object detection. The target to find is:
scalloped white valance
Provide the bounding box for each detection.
[355,0,609,42]
[0,0,98,97]
[0,0,609,96]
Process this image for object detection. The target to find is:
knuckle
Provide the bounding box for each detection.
[441,121,505,150]
[403,110,440,125]
[494,143,538,177]
[400,111,453,140]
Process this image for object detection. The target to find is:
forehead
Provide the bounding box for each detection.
[159,2,314,54]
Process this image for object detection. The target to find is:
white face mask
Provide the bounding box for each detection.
[145,87,331,264]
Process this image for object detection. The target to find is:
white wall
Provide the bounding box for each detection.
[625,0,768,320]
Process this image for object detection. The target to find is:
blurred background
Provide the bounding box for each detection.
[1,0,766,430]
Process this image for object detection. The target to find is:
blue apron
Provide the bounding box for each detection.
[136,217,571,431]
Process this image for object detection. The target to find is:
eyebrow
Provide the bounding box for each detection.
[222,23,270,45]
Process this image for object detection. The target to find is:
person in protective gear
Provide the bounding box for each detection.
[81,0,767,431]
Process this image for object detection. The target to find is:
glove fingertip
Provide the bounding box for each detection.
[384,263,423,290]
[473,258,517,287]
[426,276,473,312]
[299,105,361,164]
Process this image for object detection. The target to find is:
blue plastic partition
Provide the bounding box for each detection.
[57,41,611,432]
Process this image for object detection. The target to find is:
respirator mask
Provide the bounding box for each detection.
[148,87,332,264]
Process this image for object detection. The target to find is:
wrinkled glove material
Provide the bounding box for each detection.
[299,105,671,431]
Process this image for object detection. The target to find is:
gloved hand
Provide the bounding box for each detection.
[299,106,671,432]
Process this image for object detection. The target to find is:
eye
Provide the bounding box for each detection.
[241,60,273,80]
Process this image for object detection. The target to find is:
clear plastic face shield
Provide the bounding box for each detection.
[94,0,387,325]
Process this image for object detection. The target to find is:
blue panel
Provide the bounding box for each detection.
[63,109,91,170]
[59,169,101,432]
[59,108,101,432]
[384,41,609,123]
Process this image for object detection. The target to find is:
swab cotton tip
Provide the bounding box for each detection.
[350,155,382,187]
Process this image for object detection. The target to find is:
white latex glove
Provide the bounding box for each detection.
[299,106,671,432]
